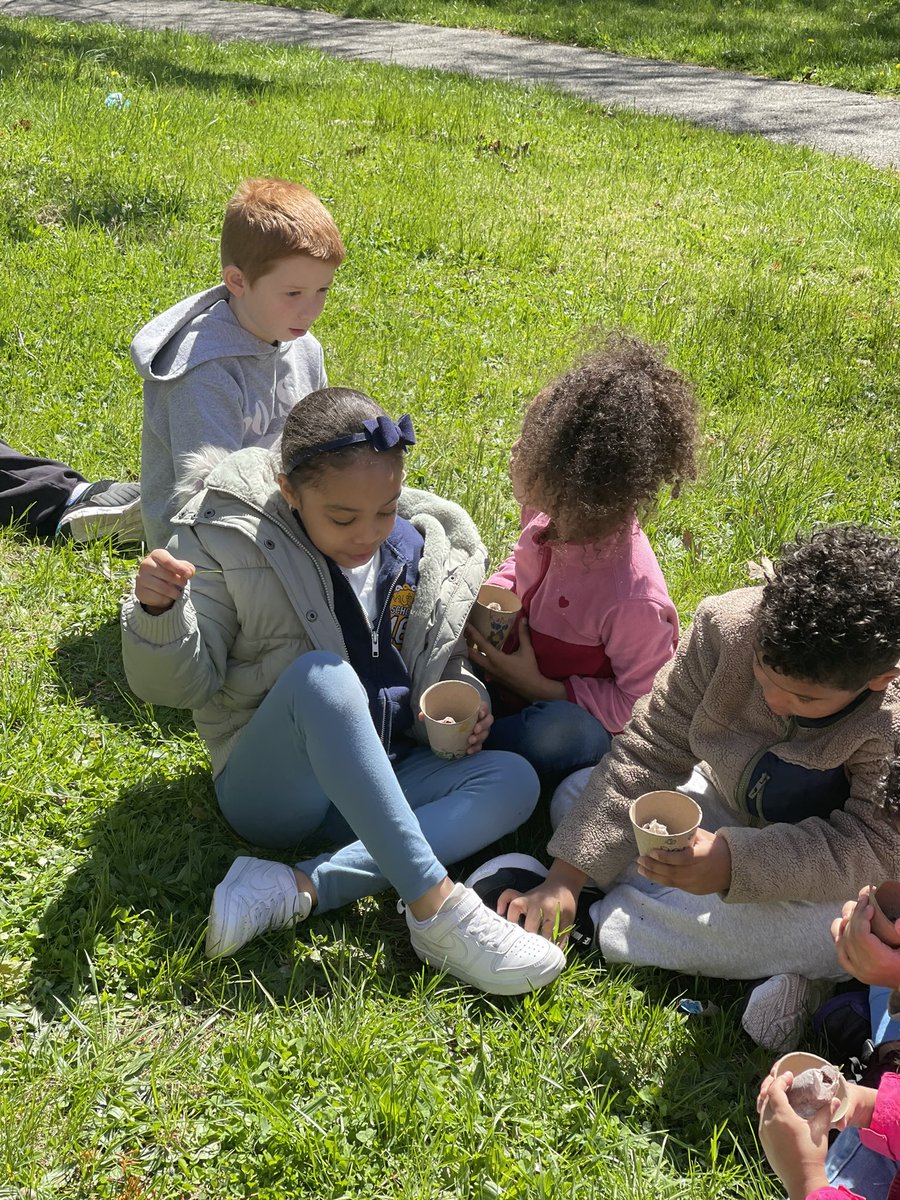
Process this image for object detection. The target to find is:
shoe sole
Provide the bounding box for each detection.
[411,943,565,996]
[58,496,144,543]
[206,858,255,959]
[463,852,549,892]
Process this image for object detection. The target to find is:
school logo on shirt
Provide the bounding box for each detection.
[391,583,416,649]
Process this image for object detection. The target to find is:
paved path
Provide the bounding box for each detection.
[2,0,898,169]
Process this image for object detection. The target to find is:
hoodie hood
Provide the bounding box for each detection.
[131,285,279,382]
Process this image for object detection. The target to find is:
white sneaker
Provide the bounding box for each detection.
[206,856,312,959]
[404,882,566,995]
[741,973,818,1052]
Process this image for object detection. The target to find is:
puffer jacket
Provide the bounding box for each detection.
[548,587,900,903]
[121,447,488,776]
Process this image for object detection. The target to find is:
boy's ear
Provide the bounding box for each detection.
[222,264,246,298]
[868,668,900,693]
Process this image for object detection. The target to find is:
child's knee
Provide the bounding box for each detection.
[484,751,540,824]
[549,767,593,830]
[280,651,365,713]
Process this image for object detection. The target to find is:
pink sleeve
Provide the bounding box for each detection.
[486,507,539,591]
[804,1190,864,1199]
[859,1072,900,1161]
[486,552,517,591]
[564,600,678,733]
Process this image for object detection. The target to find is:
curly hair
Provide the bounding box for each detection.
[512,333,699,542]
[757,525,900,689]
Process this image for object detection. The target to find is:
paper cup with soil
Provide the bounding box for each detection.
[469,585,521,650]
[772,1051,849,1125]
[869,881,900,949]
[629,790,702,856]
[420,680,481,760]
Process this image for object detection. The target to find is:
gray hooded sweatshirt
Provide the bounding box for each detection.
[132,284,326,549]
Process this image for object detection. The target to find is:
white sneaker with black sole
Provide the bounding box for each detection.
[206,856,312,959]
[56,479,143,545]
[404,881,565,995]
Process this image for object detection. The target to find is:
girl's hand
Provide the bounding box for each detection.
[757,1073,834,1199]
[466,703,493,755]
[134,549,195,615]
[832,886,900,988]
[637,829,732,895]
[466,618,566,703]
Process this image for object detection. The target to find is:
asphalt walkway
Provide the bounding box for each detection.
[1,0,898,169]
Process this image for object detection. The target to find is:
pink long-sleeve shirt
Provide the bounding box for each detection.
[486,510,678,733]
[806,1073,900,1200]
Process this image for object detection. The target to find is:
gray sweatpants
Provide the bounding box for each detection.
[551,768,848,981]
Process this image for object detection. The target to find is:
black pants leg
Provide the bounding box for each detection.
[0,439,86,539]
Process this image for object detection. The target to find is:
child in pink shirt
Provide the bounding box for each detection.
[468,334,699,781]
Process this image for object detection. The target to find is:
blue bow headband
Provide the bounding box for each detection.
[285,413,416,475]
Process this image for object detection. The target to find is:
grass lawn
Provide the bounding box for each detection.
[1,13,898,1199]
[230,0,900,96]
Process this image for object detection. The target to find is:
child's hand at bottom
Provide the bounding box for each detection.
[135,549,195,614]
[757,1073,834,1199]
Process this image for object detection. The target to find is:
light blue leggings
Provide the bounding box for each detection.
[215,653,540,914]
[486,699,612,782]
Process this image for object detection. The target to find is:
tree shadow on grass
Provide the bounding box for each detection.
[25,762,551,1023]
[52,615,193,737]
[0,20,281,99]
[573,959,765,1171]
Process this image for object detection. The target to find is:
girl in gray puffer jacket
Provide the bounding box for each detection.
[122,387,565,995]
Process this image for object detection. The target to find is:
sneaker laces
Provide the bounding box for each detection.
[458,902,533,953]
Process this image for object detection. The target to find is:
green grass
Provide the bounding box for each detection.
[1,13,898,1197]
[230,0,900,96]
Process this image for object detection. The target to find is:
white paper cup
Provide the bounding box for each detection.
[629,790,702,856]
[469,585,521,650]
[420,681,481,760]
[771,1051,849,1125]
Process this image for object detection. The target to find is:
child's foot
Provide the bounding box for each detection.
[404,881,565,995]
[741,973,821,1051]
[206,856,312,958]
[464,852,599,954]
[56,480,143,545]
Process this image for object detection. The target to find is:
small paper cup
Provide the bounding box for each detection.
[420,681,481,760]
[629,790,702,856]
[771,1051,849,1125]
[870,882,900,949]
[469,585,522,650]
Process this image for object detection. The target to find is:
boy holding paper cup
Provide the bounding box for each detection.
[473,525,900,1052]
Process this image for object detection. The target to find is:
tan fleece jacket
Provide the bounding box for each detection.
[547,587,900,904]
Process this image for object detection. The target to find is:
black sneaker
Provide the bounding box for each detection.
[56,480,143,545]
[859,1040,900,1089]
[463,853,599,954]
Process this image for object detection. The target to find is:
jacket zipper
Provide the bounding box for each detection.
[371,563,405,660]
[738,715,797,819]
